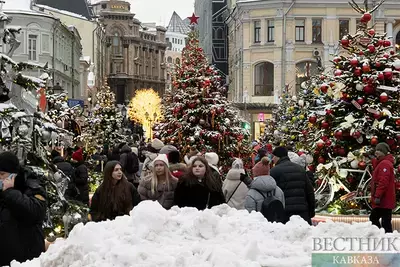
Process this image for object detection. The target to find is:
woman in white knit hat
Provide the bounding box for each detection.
[138,154,178,209]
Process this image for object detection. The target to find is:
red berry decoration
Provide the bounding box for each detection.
[377,72,384,80]
[380,92,388,103]
[375,62,381,68]
[377,40,384,47]
[358,161,367,170]
[318,156,326,164]
[371,137,379,145]
[309,115,317,124]
[362,12,372,22]
[359,51,364,56]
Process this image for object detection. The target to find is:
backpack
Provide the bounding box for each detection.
[253,188,285,223]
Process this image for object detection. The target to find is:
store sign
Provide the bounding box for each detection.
[111,5,128,10]
[258,113,264,122]
[67,99,84,108]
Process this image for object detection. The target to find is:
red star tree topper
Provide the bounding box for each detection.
[188,13,199,25]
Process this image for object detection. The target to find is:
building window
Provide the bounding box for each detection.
[175,58,180,64]
[116,63,122,73]
[295,20,305,42]
[267,20,274,42]
[28,34,37,61]
[254,62,274,96]
[112,33,121,54]
[296,61,318,93]
[167,56,172,63]
[339,20,349,39]
[254,21,261,43]
[41,34,50,53]
[312,19,322,43]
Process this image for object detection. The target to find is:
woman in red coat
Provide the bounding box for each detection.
[369,143,396,233]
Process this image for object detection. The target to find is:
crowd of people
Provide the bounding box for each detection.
[0,137,396,265]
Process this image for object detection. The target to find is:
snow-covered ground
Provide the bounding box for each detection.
[12,201,399,267]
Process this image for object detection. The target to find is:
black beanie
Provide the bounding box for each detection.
[272,146,288,158]
[0,151,20,173]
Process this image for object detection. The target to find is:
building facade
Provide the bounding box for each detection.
[91,0,167,104]
[34,1,107,105]
[227,0,400,139]
[165,12,189,91]
[4,0,83,99]
[195,0,229,80]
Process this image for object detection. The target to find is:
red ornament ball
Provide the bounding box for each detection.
[334,69,342,76]
[354,68,362,76]
[320,83,329,93]
[368,29,375,36]
[368,44,376,53]
[356,97,365,105]
[350,57,358,67]
[362,12,372,22]
[358,161,367,170]
[318,156,326,164]
[377,72,384,80]
[380,92,388,103]
[363,85,375,94]
[334,130,343,140]
[371,137,379,145]
[352,131,361,139]
[362,63,371,73]
[309,115,317,124]
[383,40,391,47]
[375,62,381,68]
[321,121,330,129]
[317,142,325,149]
[341,38,350,47]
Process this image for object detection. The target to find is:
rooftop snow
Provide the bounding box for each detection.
[4,0,32,11]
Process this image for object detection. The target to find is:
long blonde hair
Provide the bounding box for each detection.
[150,160,175,195]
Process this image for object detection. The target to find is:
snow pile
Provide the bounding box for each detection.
[12,201,398,267]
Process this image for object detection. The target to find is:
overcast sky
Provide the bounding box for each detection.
[129,0,195,26]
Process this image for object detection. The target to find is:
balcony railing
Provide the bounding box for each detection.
[254,84,274,96]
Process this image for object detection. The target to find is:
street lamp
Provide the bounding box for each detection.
[53,82,63,94]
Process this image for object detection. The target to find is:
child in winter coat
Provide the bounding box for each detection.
[245,157,285,213]
[222,159,248,209]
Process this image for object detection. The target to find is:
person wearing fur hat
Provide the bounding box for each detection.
[245,157,285,214]
[71,148,89,205]
[205,152,222,181]
[0,152,47,266]
[270,146,315,225]
[138,154,178,209]
[369,142,396,233]
[222,159,249,209]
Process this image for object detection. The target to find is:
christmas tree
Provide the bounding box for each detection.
[308,0,400,214]
[155,31,251,172]
[83,83,126,154]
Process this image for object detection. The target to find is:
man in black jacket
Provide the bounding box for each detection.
[0,151,46,266]
[270,146,315,225]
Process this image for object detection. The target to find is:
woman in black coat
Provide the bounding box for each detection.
[174,156,225,210]
[71,149,89,205]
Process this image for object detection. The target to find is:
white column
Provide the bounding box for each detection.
[386,20,394,40]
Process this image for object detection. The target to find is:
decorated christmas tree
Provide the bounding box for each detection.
[155,31,251,172]
[83,83,126,154]
[308,0,400,214]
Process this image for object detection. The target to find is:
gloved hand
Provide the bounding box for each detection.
[240,172,252,188]
[375,198,381,205]
[239,172,247,182]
